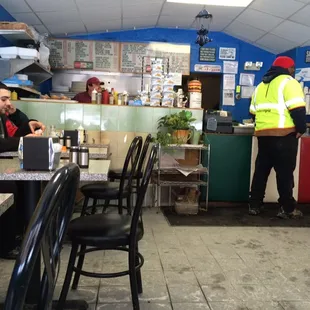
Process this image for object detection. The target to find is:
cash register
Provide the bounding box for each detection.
[203,110,233,134]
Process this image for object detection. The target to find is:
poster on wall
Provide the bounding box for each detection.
[223,74,235,90]
[223,61,238,74]
[219,47,236,60]
[199,47,216,62]
[306,51,310,63]
[241,86,256,99]
[194,64,221,73]
[295,68,310,82]
[222,89,235,106]
[239,73,255,86]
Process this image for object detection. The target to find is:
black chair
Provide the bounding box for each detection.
[80,136,142,216]
[109,134,152,192]
[4,163,80,310]
[57,145,158,310]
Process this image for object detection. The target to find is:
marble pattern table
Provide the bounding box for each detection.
[0,194,14,217]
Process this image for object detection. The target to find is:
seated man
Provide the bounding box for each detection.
[0,82,45,152]
[0,82,45,258]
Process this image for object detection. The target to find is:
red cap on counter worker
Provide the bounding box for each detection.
[87,77,101,86]
[272,56,295,69]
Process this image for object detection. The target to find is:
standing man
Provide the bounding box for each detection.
[249,56,307,219]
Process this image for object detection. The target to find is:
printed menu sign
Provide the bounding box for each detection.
[199,47,216,62]
[120,42,190,74]
[306,50,310,63]
[49,39,120,72]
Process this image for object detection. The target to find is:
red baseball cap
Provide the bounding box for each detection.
[272,56,295,69]
[86,77,101,86]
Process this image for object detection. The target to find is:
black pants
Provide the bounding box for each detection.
[250,134,298,213]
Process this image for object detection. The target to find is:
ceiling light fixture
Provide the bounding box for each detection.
[167,0,253,7]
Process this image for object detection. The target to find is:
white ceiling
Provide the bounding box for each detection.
[2,0,310,54]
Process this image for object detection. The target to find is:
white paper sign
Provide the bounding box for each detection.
[295,68,310,82]
[219,47,236,60]
[169,72,182,85]
[194,64,221,73]
[241,86,256,99]
[222,89,235,106]
[239,73,255,86]
[223,74,236,90]
[223,61,238,74]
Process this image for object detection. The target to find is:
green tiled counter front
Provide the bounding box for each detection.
[13,101,203,134]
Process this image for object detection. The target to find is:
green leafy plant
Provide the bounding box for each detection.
[158,110,196,131]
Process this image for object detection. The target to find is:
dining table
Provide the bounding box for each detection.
[0,158,111,309]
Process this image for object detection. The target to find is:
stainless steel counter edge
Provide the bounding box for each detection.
[0,151,110,159]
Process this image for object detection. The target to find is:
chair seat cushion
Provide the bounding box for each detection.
[109,169,142,180]
[67,214,144,247]
[80,182,129,199]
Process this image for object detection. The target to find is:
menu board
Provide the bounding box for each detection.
[199,47,216,62]
[49,39,120,72]
[120,42,190,74]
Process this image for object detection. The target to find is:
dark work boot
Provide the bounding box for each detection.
[277,207,303,219]
[248,202,263,216]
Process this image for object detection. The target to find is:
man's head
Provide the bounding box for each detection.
[86,77,101,95]
[0,83,11,113]
[272,56,295,76]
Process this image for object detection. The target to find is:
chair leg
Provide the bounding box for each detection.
[135,246,143,294]
[72,244,87,290]
[127,195,132,215]
[129,246,140,310]
[102,199,110,214]
[91,199,97,214]
[80,197,89,216]
[118,198,123,215]
[57,243,79,310]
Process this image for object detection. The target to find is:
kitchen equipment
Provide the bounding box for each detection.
[69,146,79,164]
[16,74,28,81]
[78,147,89,168]
[204,110,233,134]
[65,136,71,149]
[22,137,61,171]
[59,136,64,146]
[64,130,78,146]
[96,92,102,105]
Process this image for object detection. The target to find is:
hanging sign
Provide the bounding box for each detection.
[219,47,236,60]
[194,64,221,73]
[199,47,216,62]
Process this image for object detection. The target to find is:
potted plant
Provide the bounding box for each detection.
[157,110,196,144]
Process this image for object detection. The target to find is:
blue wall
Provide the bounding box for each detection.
[0,5,15,47]
[71,28,275,122]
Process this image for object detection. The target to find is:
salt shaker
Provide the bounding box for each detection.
[65,136,71,149]
[69,146,79,164]
[78,147,89,168]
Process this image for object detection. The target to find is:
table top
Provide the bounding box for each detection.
[0,194,14,216]
[0,159,111,182]
[0,151,109,160]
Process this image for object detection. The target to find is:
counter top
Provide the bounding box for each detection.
[0,194,14,216]
[0,159,110,182]
[0,151,110,159]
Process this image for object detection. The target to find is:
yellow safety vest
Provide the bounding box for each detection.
[249,75,306,136]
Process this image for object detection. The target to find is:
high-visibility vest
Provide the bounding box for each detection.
[249,75,305,135]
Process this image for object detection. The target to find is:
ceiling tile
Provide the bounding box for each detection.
[11,12,41,25]
[161,2,204,16]
[26,0,76,12]
[271,20,310,44]
[33,24,49,34]
[0,0,31,13]
[297,0,310,2]
[85,20,122,33]
[157,15,195,28]
[237,8,283,32]
[256,33,298,53]
[123,15,158,29]
[79,7,121,22]
[252,43,277,54]
[75,0,122,8]
[46,22,86,36]
[225,20,266,42]
[123,3,162,19]
[250,0,305,18]
[37,10,80,24]
[290,4,310,27]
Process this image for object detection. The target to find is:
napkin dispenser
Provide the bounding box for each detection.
[21,137,62,171]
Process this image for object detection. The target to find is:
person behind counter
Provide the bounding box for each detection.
[73,77,102,103]
[0,83,45,153]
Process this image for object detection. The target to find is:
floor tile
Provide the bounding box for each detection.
[233,284,272,301]
[98,286,131,303]
[97,303,172,310]
[172,303,211,310]
[245,301,284,310]
[139,285,170,303]
[280,301,310,310]
[168,285,206,303]
[208,301,248,310]
[164,270,198,286]
[201,282,242,302]
[53,286,98,304]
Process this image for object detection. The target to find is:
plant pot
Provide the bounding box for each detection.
[190,130,201,145]
[172,130,191,144]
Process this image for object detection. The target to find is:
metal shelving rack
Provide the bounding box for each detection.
[154,143,210,212]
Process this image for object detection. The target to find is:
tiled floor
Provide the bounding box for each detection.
[1,208,310,309]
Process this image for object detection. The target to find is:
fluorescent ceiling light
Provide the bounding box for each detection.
[166,0,253,7]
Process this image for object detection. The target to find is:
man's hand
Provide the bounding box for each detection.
[296,133,303,139]
[5,102,16,115]
[28,121,46,134]
[26,133,42,137]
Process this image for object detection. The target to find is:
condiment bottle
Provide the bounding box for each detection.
[91,89,97,104]
[96,92,102,105]
[11,90,18,100]
[77,125,84,145]
[102,90,109,104]
[109,92,114,105]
